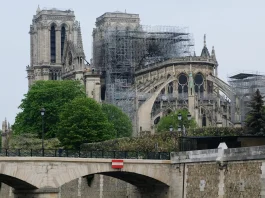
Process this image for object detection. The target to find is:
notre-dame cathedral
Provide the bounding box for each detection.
[26,6,245,135]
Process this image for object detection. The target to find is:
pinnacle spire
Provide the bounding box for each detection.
[211,46,216,60]
[2,118,7,131]
[76,22,85,56]
[201,34,210,58]
[37,5,41,13]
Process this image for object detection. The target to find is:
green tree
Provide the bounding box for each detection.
[156,109,197,133]
[13,80,86,138]
[57,97,116,149]
[245,89,265,135]
[101,103,133,138]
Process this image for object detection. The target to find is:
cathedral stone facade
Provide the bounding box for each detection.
[136,38,241,132]
[26,7,101,102]
[26,7,241,135]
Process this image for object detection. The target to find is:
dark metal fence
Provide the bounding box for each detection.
[179,137,198,152]
[0,149,170,160]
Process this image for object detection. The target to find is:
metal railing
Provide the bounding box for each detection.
[0,149,170,160]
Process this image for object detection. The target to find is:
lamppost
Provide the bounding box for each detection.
[169,125,177,151]
[177,112,192,135]
[169,125,173,132]
[177,112,192,151]
[40,108,45,151]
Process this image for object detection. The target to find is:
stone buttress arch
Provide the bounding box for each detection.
[206,75,240,123]
[138,77,177,132]
[143,80,165,93]
[206,75,235,99]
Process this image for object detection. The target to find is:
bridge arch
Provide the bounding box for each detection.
[0,174,37,190]
[54,162,170,188]
[101,171,169,187]
[0,162,39,190]
[60,171,169,189]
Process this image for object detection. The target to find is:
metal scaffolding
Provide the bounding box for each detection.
[228,71,265,123]
[93,20,194,122]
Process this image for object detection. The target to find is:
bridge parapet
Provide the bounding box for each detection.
[0,148,170,160]
[171,145,265,164]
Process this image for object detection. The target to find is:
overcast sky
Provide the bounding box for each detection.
[1,0,264,124]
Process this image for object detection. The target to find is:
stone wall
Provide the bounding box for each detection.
[171,145,265,198]
[223,162,261,198]
[182,161,262,198]
[185,163,219,198]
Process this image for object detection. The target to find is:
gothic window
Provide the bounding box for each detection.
[168,82,173,94]
[50,25,56,63]
[49,71,56,80]
[178,73,188,94]
[194,73,204,97]
[202,114,207,127]
[49,70,61,81]
[61,26,66,59]
[53,73,58,80]
[101,85,106,101]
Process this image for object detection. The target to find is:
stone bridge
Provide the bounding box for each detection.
[3,145,265,197]
[0,157,175,198]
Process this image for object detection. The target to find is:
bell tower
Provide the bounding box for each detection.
[26,6,101,103]
[27,6,83,87]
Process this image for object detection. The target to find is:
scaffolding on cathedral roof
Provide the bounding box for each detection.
[228,71,265,123]
[93,13,194,127]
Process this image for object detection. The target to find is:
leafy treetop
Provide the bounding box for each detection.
[101,103,133,138]
[57,97,116,149]
[13,80,86,138]
[156,109,197,133]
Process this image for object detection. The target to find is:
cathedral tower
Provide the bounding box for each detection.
[27,7,86,86]
[1,118,12,149]
[27,6,101,102]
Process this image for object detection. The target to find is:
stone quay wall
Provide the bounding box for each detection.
[171,145,265,198]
